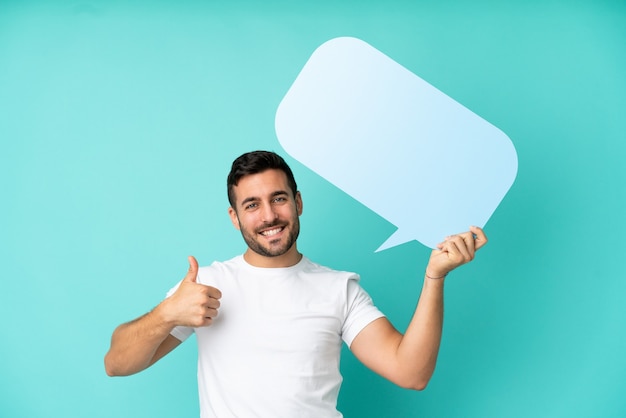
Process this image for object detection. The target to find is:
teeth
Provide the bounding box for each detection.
[262,228,282,237]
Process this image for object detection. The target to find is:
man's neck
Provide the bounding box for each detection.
[243,247,303,268]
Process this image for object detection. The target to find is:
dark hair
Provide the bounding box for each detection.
[227,151,298,208]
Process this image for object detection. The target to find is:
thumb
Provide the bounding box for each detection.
[184,255,199,282]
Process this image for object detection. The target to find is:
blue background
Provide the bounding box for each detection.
[1,1,625,417]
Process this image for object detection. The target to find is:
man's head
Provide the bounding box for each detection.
[227,151,303,267]
[227,151,298,209]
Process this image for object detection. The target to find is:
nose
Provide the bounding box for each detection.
[261,203,278,223]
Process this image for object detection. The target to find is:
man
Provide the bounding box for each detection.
[104,150,487,417]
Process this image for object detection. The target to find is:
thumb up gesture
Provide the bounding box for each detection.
[163,256,222,328]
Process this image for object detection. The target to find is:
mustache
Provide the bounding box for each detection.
[256,221,285,231]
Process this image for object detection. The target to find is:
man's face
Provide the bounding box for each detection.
[228,169,303,266]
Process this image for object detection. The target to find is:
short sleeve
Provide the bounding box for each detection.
[341,277,385,347]
[170,325,194,342]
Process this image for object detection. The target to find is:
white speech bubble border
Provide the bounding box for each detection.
[276,37,518,251]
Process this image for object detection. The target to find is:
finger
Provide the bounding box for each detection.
[438,239,461,266]
[207,286,222,300]
[204,307,219,319]
[448,235,472,261]
[470,226,488,250]
[205,296,221,309]
[198,318,214,327]
[458,231,476,259]
[184,255,199,282]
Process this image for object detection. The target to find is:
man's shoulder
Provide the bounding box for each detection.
[196,255,244,280]
[299,256,360,282]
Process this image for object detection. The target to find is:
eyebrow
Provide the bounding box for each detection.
[240,190,289,208]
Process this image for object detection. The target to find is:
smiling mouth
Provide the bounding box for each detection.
[260,226,284,237]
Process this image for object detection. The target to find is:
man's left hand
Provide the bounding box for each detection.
[425,226,488,279]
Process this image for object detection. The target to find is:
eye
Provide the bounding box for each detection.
[244,202,258,210]
[273,196,287,203]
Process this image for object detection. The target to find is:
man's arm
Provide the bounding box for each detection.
[104,256,222,376]
[104,310,183,376]
[350,226,487,390]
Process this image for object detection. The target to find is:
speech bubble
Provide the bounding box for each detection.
[275,37,517,251]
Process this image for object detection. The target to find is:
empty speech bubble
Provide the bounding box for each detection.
[275,37,518,251]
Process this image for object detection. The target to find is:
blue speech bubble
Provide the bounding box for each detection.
[276,37,518,251]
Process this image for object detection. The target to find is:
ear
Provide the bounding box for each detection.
[295,191,303,216]
[228,206,241,230]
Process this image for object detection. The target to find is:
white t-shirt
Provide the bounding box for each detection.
[167,255,385,418]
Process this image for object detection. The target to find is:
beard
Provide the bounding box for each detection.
[238,217,300,258]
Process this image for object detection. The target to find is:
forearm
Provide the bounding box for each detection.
[104,301,175,376]
[353,228,486,390]
[395,275,445,389]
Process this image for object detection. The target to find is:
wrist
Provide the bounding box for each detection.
[154,299,178,329]
[425,270,447,280]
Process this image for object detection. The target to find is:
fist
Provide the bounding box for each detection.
[426,226,488,279]
[165,256,222,327]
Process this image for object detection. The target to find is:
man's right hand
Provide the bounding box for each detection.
[162,256,222,328]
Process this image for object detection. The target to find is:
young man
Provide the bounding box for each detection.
[104,150,487,417]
